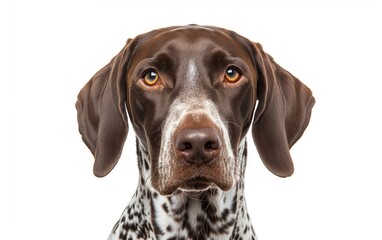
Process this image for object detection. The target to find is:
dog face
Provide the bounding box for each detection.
[76,25,315,195]
[126,27,257,194]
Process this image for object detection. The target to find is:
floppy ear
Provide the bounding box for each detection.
[252,43,315,177]
[75,39,133,177]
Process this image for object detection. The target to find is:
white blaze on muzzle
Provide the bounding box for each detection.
[157,95,235,193]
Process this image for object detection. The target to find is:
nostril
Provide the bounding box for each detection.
[205,140,221,150]
[179,142,193,151]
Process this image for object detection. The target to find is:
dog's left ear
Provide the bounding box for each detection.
[76,39,133,177]
[251,43,315,177]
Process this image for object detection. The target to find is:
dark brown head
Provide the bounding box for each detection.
[76,25,315,195]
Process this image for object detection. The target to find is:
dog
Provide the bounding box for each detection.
[76,25,315,240]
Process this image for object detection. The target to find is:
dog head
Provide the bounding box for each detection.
[76,25,315,195]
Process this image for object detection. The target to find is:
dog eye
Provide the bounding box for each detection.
[143,70,160,86]
[225,68,241,83]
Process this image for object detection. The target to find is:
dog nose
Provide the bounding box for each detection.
[175,128,221,165]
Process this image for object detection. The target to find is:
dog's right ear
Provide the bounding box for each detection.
[76,39,133,177]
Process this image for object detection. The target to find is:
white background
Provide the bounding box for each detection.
[1,1,381,239]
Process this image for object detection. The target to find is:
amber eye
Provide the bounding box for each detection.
[225,68,241,83]
[143,70,159,86]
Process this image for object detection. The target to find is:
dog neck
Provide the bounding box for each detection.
[108,139,256,240]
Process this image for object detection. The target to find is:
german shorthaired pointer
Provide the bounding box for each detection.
[76,25,315,240]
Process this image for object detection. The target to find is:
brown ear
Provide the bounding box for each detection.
[75,39,132,177]
[252,43,315,177]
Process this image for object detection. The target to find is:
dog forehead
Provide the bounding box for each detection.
[135,25,242,57]
[154,25,229,41]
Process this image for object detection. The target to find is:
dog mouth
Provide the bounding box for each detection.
[155,174,234,196]
[154,156,237,195]
[178,177,216,192]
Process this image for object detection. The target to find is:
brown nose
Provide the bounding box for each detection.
[175,128,221,165]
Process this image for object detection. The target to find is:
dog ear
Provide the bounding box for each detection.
[251,43,315,177]
[76,39,133,177]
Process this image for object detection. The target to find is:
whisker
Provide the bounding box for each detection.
[223,120,243,131]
